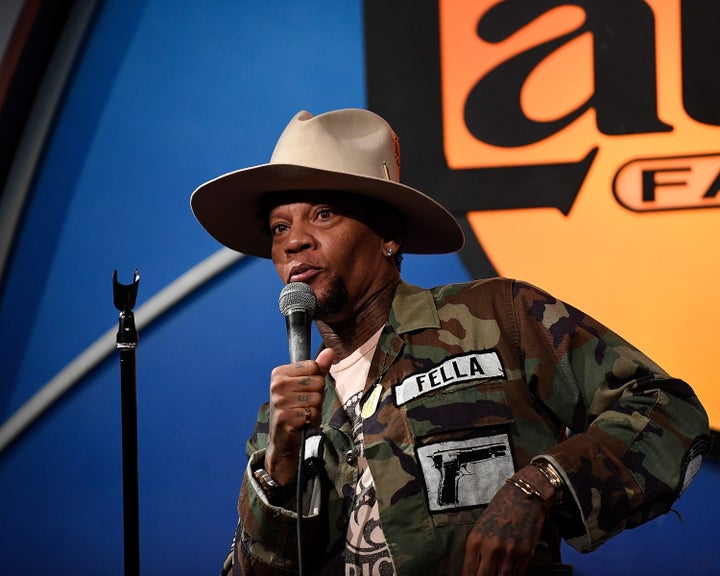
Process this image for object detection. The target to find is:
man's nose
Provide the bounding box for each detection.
[284,222,315,253]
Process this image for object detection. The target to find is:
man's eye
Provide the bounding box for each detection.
[317,208,333,220]
[270,223,288,235]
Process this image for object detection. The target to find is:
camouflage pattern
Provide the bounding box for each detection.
[229,278,710,575]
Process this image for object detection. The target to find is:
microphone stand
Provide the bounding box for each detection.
[113,269,141,576]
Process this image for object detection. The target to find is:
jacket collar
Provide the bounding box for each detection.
[388,281,440,334]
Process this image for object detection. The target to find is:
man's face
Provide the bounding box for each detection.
[267,192,399,321]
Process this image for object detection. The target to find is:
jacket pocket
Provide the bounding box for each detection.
[404,380,516,526]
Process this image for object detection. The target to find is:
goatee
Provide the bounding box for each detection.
[315,276,349,319]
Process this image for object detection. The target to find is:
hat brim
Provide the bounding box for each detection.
[190,163,465,258]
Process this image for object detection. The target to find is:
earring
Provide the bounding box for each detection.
[386,248,394,257]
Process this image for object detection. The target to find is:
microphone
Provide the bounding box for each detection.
[278,282,317,576]
[278,282,317,363]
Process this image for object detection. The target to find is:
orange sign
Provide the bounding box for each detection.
[439,0,720,428]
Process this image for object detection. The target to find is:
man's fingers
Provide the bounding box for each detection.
[315,347,334,373]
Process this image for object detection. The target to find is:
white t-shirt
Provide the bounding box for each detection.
[330,327,395,575]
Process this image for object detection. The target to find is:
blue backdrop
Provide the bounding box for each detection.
[0,2,717,574]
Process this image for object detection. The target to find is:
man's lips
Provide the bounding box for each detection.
[288,264,321,284]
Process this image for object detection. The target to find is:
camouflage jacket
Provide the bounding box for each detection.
[229,278,710,575]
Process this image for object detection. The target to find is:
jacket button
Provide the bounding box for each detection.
[345,450,357,466]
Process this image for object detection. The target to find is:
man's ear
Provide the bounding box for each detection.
[382,239,402,256]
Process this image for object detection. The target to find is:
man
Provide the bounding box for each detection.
[191,109,710,575]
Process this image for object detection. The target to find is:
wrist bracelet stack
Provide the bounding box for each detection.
[506,460,565,514]
[505,476,551,514]
[532,459,564,505]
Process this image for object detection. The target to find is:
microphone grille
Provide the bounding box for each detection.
[278,282,317,317]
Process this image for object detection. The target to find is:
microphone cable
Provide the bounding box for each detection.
[297,426,308,576]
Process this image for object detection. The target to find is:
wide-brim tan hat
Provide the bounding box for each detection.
[190,108,464,258]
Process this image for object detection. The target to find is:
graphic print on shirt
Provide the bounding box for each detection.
[343,391,394,575]
[417,432,514,513]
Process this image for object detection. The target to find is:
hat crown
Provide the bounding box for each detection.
[270,109,401,183]
[190,108,464,258]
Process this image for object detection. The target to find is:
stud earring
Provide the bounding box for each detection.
[386,248,394,257]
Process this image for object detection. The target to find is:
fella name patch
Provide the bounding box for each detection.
[395,351,504,406]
